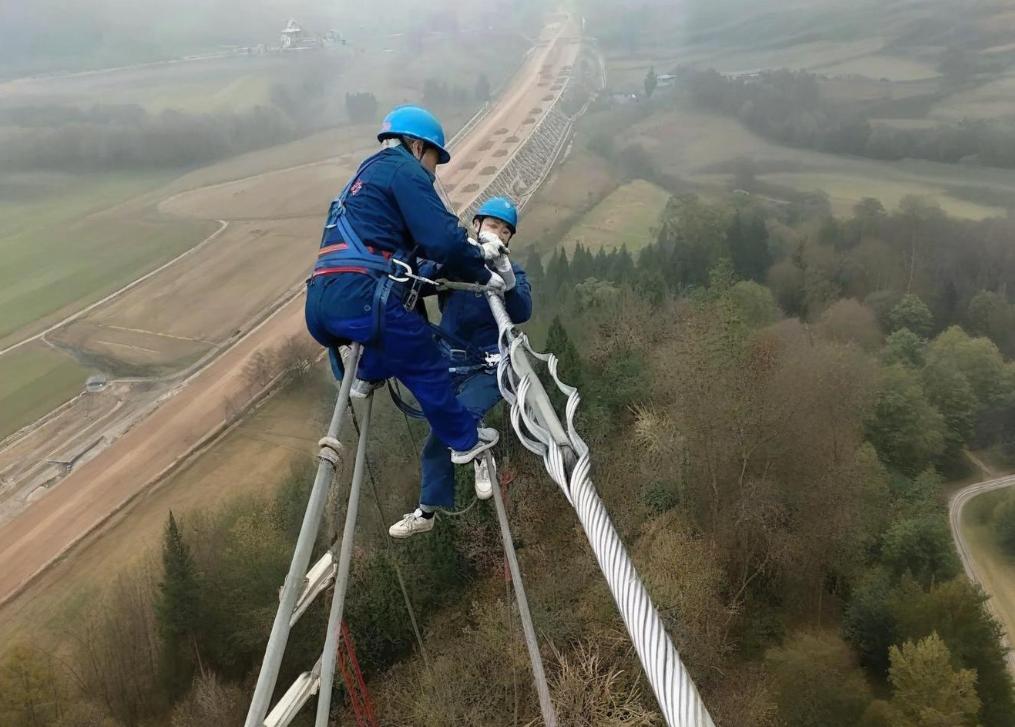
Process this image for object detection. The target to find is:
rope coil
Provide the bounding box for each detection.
[317,436,343,467]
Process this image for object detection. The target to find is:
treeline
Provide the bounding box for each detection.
[0,65,493,172]
[345,92,378,123]
[0,103,294,172]
[682,67,1015,168]
[528,194,1015,467]
[532,194,1015,351]
[421,74,491,110]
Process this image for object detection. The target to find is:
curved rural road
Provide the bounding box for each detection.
[0,16,580,608]
[948,470,1015,674]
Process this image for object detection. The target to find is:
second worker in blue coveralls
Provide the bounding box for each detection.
[389,197,532,538]
[304,106,507,466]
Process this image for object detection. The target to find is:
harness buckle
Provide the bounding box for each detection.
[403,281,421,311]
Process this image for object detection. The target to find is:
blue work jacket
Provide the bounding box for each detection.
[420,260,532,356]
[315,146,491,319]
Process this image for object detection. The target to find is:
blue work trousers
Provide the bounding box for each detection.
[420,369,502,508]
[305,275,479,451]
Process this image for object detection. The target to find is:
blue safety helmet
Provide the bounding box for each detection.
[473,196,518,234]
[377,105,452,165]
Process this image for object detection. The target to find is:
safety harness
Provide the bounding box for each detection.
[311,149,422,343]
[388,324,502,421]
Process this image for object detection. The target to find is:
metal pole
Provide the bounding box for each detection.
[316,393,374,726]
[488,454,558,727]
[245,344,363,727]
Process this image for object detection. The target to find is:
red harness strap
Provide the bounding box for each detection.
[312,244,394,278]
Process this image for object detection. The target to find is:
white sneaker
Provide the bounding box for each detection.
[451,427,499,464]
[388,508,435,539]
[474,457,493,500]
[350,378,384,399]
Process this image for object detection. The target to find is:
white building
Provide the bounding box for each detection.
[281,19,304,49]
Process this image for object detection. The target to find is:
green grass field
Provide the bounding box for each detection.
[0,343,89,441]
[519,151,619,257]
[559,179,670,254]
[0,172,216,347]
[961,487,1015,659]
[930,73,1015,122]
[619,105,1015,218]
[758,171,1005,219]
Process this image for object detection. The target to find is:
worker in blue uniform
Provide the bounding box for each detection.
[304,106,507,467]
[389,197,532,538]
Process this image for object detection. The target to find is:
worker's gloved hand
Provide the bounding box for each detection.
[478,231,508,260]
[485,270,507,293]
[492,254,516,291]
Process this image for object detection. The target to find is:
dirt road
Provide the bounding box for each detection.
[948,470,1015,675]
[0,16,580,607]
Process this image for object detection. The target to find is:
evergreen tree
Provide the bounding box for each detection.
[545,248,571,295]
[843,569,897,676]
[592,248,610,279]
[571,243,595,282]
[523,249,545,304]
[155,511,203,699]
[610,245,635,282]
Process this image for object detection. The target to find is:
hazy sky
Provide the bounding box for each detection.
[0,0,520,74]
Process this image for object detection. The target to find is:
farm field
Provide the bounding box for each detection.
[930,73,1015,122]
[559,179,670,254]
[813,54,939,81]
[0,55,298,113]
[519,151,618,256]
[623,106,1015,218]
[961,488,1015,669]
[758,172,1005,219]
[50,217,325,375]
[0,343,89,441]
[0,171,212,347]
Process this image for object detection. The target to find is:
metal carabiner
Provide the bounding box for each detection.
[388,258,413,283]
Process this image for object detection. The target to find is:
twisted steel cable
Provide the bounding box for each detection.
[486,293,716,727]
